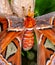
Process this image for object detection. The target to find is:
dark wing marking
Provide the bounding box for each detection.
[35,12,55,30]
[6,15,24,31]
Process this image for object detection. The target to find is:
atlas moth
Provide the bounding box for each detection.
[7,11,55,51]
[46,52,55,65]
[7,7,36,51]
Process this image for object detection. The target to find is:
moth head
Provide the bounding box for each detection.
[28,6,34,17]
[24,16,36,28]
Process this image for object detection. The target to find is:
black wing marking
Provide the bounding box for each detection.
[35,12,55,30]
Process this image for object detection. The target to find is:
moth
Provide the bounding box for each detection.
[0,12,55,65]
[6,12,55,51]
[0,0,55,64]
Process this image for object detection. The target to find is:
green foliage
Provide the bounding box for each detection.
[34,0,55,16]
[27,51,35,60]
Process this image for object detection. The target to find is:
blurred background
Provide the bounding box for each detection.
[34,0,55,16]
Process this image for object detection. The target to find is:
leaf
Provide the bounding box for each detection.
[34,0,55,16]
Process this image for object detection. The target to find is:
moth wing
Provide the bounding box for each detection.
[6,15,24,32]
[35,12,55,30]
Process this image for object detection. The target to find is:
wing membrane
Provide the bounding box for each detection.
[35,12,55,30]
[6,15,24,31]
